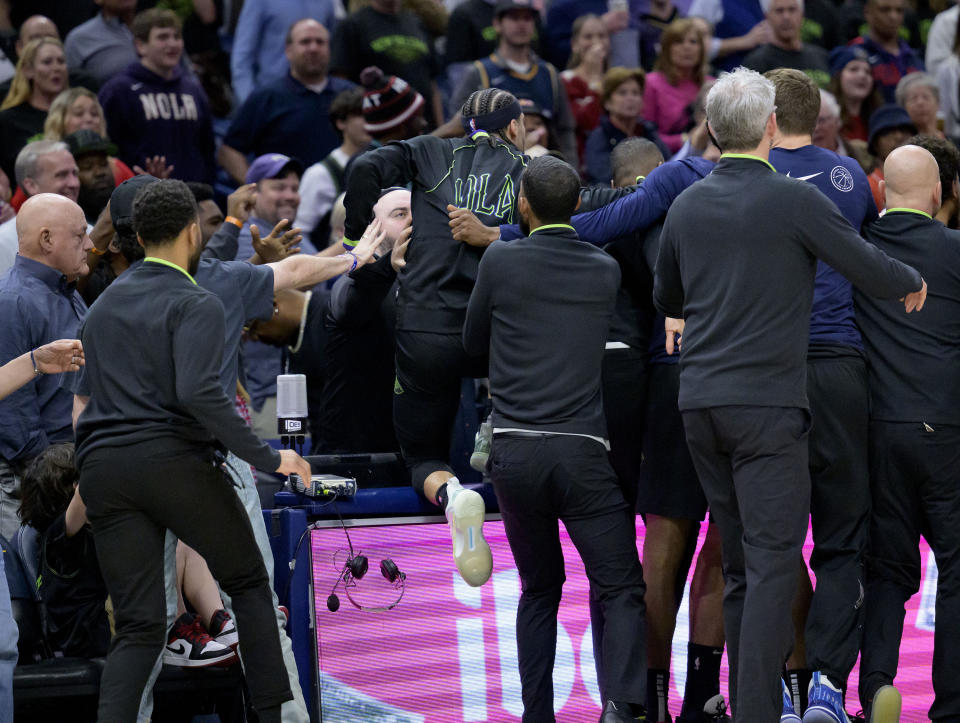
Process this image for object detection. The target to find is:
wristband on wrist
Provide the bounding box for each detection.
[339,252,358,272]
[342,238,357,251]
[224,216,244,228]
[29,349,42,376]
[89,246,107,256]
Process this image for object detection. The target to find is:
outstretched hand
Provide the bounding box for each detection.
[448,204,499,247]
[901,279,927,313]
[352,218,387,266]
[134,155,174,178]
[34,339,84,373]
[252,219,302,263]
[665,317,684,356]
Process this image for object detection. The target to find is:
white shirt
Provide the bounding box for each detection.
[294,147,350,244]
[0,216,17,277]
[926,6,959,77]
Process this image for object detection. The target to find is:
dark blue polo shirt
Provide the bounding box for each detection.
[0,256,86,462]
[223,73,356,168]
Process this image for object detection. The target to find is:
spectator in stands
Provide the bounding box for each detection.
[585,68,670,186]
[895,72,942,139]
[346,67,428,168]
[64,130,115,224]
[798,0,842,52]
[517,96,552,157]
[0,336,83,723]
[639,0,685,71]
[64,0,137,85]
[0,38,67,184]
[0,141,80,275]
[850,0,923,103]
[0,14,99,97]
[99,9,215,183]
[451,0,577,162]
[445,0,543,102]
[561,14,609,171]
[866,103,916,211]
[926,1,958,77]
[330,0,442,128]
[688,0,769,72]
[0,192,90,540]
[936,16,960,144]
[219,19,354,185]
[829,45,884,143]
[644,18,711,154]
[543,0,632,70]
[742,0,830,86]
[911,133,960,229]
[813,89,851,156]
[186,182,224,244]
[230,0,341,103]
[295,87,370,247]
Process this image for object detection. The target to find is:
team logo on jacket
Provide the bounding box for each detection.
[830,165,854,193]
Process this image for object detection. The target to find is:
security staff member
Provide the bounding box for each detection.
[342,87,528,588]
[74,180,311,723]
[463,155,647,723]
[653,67,925,723]
[855,145,960,723]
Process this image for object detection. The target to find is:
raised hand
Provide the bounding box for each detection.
[252,219,302,263]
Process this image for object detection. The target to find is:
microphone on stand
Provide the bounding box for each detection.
[276,373,308,454]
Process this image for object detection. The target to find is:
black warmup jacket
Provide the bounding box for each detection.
[856,210,960,425]
[343,132,528,334]
[653,155,923,412]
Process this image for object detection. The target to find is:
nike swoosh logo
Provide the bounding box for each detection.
[166,643,186,655]
[131,83,143,91]
[785,171,823,181]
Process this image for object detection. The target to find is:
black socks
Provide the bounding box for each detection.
[680,643,723,720]
[435,481,449,511]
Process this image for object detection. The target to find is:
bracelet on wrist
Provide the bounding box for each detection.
[224,216,244,229]
[29,349,42,376]
[339,252,358,272]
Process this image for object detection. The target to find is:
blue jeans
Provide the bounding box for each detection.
[0,543,20,723]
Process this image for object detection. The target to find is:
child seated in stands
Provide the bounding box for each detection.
[18,444,238,666]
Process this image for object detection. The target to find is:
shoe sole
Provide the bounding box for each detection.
[450,489,491,587]
[870,686,901,723]
[803,705,845,723]
[163,649,238,668]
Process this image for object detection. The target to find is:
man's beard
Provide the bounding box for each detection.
[188,243,203,276]
[518,214,530,237]
[77,183,115,224]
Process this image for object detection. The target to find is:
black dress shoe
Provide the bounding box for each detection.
[600,700,647,722]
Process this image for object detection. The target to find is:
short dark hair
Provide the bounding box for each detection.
[909,134,960,200]
[611,137,663,186]
[330,87,365,127]
[18,443,77,532]
[766,68,820,137]
[520,155,580,224]
[133,179,199,247]
[185,181,214,204]
[132,8,182,44]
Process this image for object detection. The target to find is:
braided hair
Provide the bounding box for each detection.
[461,88,520,146]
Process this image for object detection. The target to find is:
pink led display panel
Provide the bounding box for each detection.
[311,519,938,721]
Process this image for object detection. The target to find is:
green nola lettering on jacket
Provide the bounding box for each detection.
[453,173,516,223]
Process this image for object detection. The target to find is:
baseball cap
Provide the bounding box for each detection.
[244,154,303,185]
[110,174,159,234]
[867,104,917,153]
[494,0,537,18]
[64,129,118,158]
[360,67,426,134]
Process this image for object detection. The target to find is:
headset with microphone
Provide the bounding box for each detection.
[326,512,405,613]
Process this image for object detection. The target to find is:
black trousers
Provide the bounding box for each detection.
[805,356,870,684]
[79,440,292,722]
[682,406,810,723]
[393,330,487,493]
[859,421,960,722]
[490,434,647,721]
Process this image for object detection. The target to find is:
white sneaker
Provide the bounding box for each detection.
[446,485,492,586]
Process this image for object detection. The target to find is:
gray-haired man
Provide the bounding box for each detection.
[653,67,926,722]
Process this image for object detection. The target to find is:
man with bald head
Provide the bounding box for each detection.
[0,193,91,538]
[854,144,960,723]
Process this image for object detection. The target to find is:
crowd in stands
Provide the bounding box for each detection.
[1,0,960,721]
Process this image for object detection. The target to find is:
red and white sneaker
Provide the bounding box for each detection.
[164,613,237,668]
[208,609,239,650]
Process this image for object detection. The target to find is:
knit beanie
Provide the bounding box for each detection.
[360,66,425,134]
